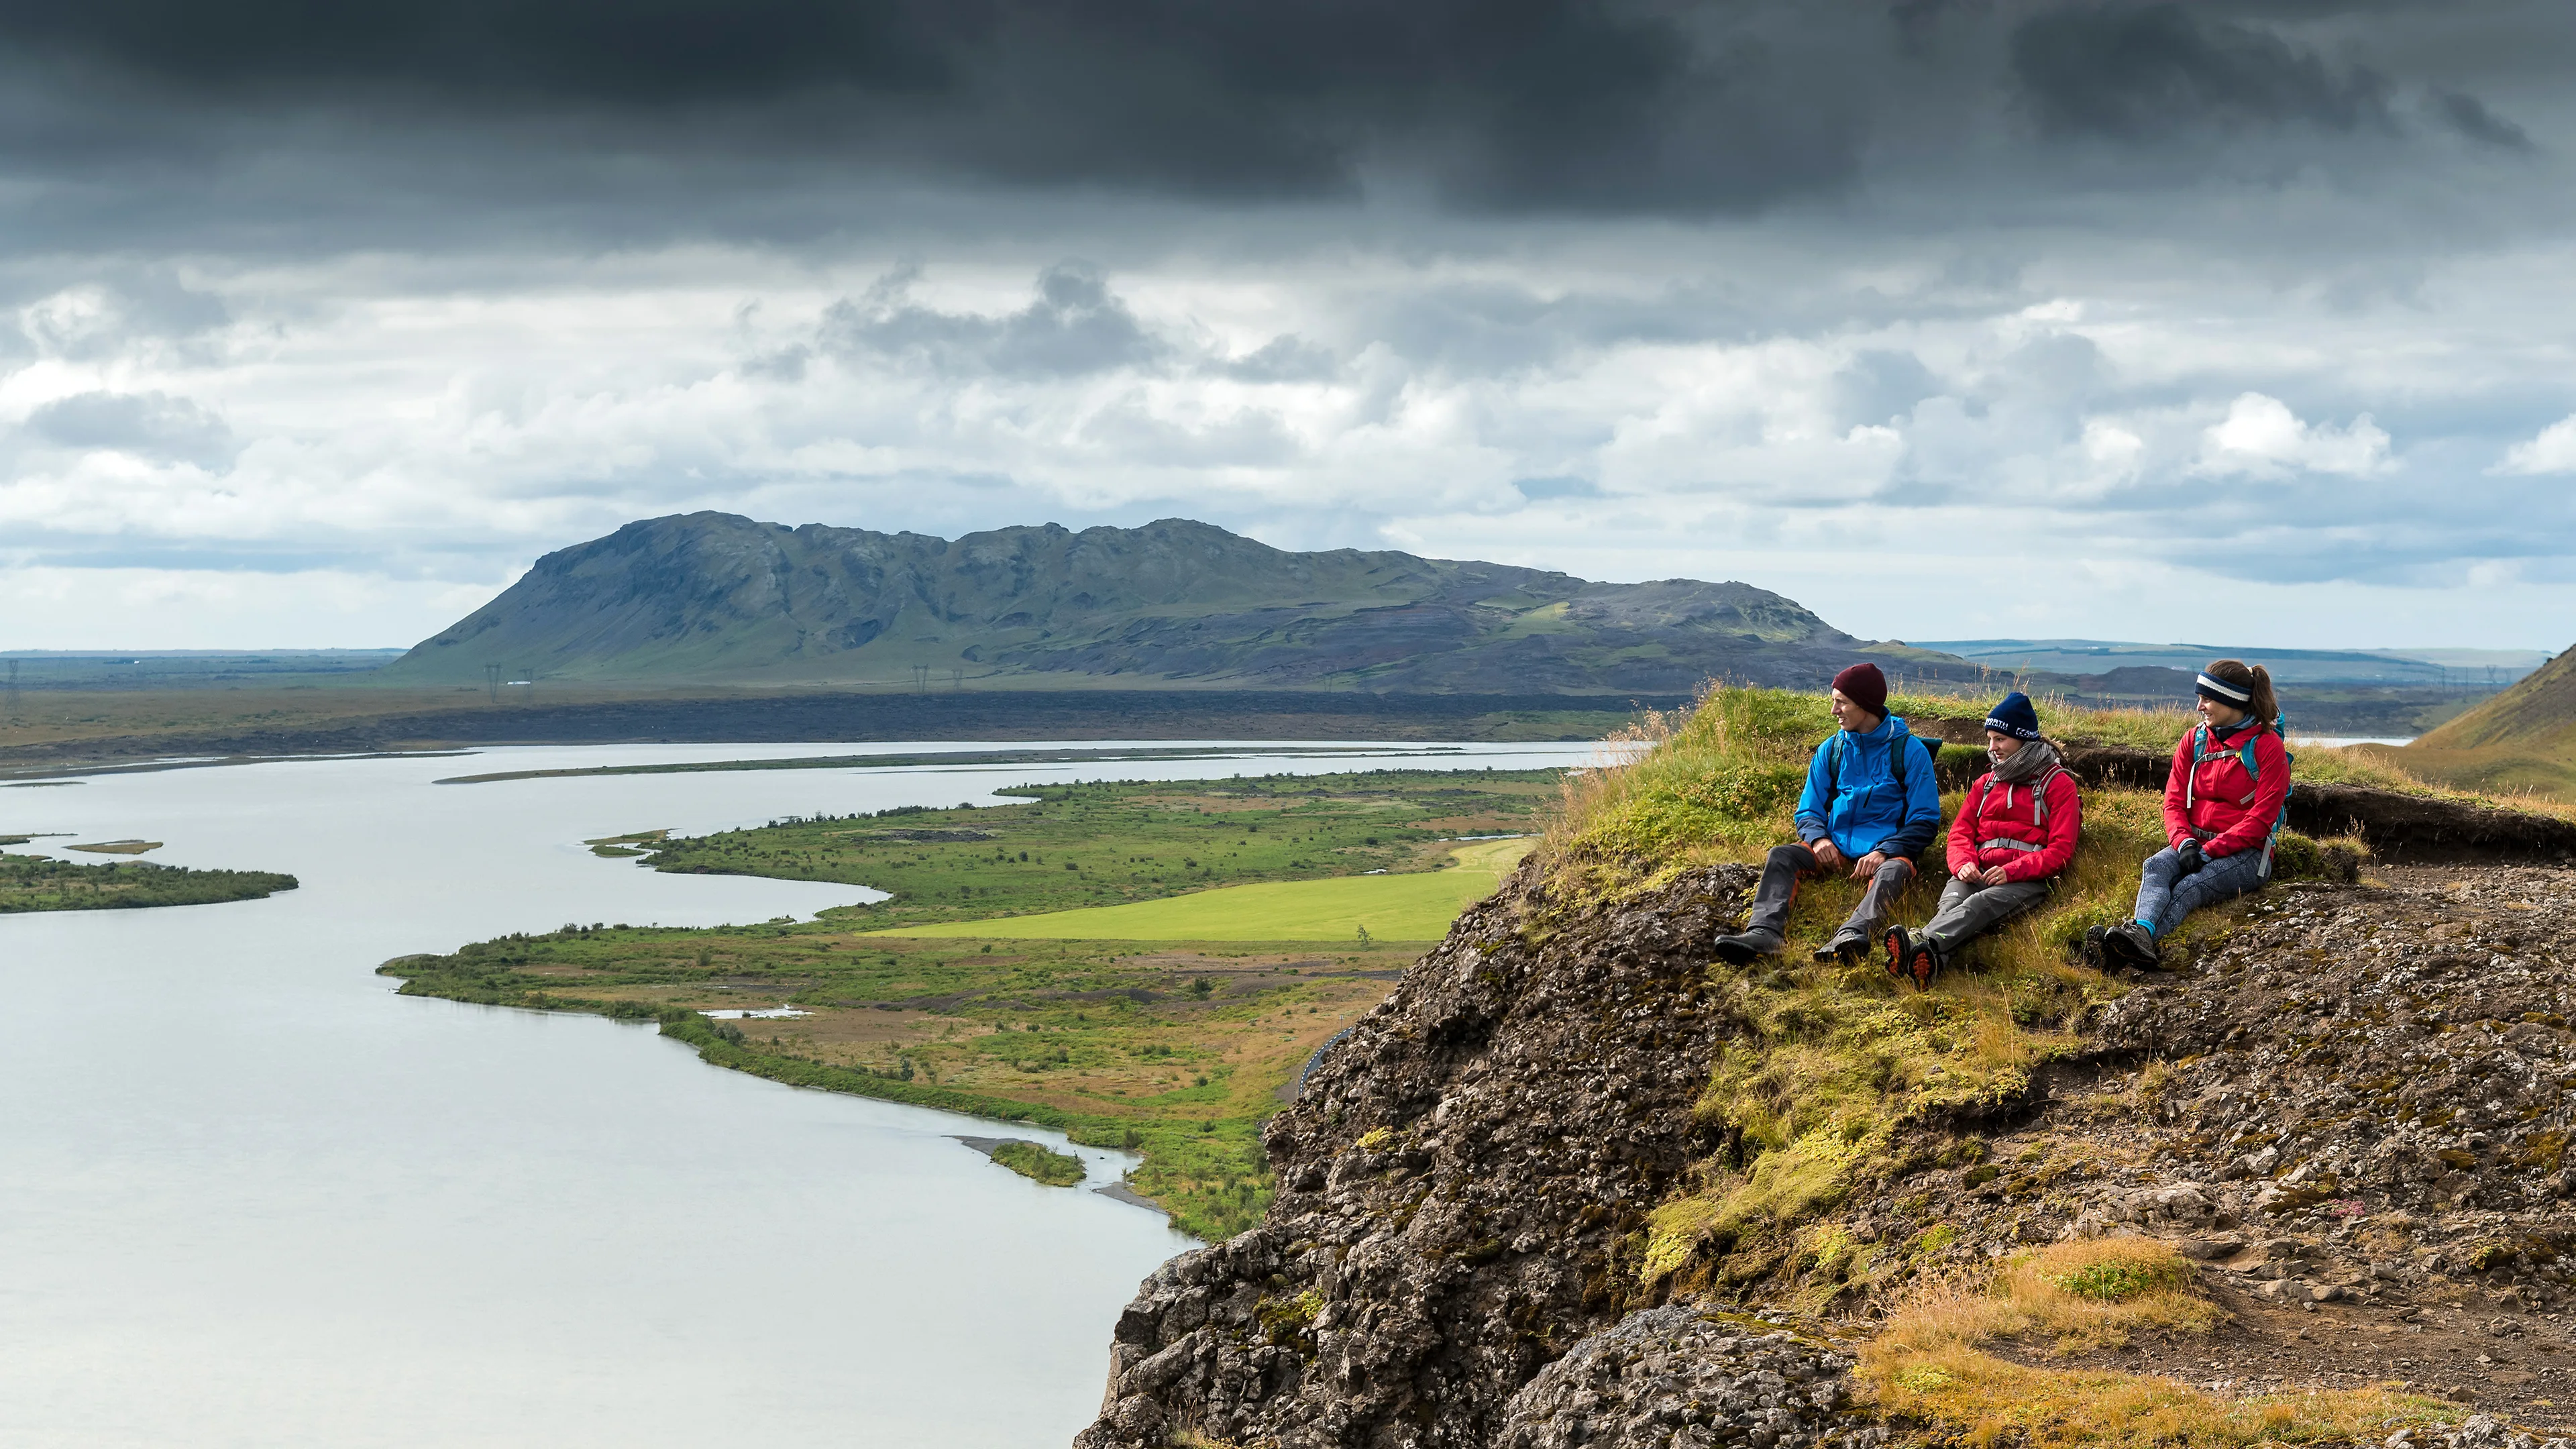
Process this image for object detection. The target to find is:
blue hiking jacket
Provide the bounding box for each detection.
[1794,714,1943,860]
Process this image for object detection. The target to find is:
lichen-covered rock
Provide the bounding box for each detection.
[1074,861,1757,1449]
[2416,1413,2573,1449]
[1493,1306,1878,1449]
[2074,870,2576,1296]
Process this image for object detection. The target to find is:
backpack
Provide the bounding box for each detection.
[1971,763,2073,833]
[2184,715,2293,871]
[1966,763,2074,873]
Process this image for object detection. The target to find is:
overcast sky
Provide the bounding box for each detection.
[3,0,2573,651]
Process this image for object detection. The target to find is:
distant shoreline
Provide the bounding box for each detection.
[1,687,1678,778]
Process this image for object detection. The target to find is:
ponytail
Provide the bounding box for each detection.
[2203,659,2279,729]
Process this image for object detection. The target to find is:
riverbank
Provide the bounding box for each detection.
[0,684,1672,776]
[383,930,1424,1239]
[378,767,1568,1238]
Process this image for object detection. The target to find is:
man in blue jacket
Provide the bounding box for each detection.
[1714,662,1943,966]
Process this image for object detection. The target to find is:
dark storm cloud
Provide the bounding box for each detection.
[0,0,2550,248]
[2432,89,2535,150]
[0,0,1859,215]
[0,0,959,103]
[2008,3,2396,140]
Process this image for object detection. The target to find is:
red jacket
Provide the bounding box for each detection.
[1946,764,2082,881]
[2163,723,2292,859]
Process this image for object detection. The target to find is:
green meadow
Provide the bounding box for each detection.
[875,838,1534,941]
[624,767,1558,928]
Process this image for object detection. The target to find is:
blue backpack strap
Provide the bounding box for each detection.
[2186,720,2290,869]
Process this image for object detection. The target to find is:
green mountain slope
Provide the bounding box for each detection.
[2400,643,2576,798]
[386,513,1957,694]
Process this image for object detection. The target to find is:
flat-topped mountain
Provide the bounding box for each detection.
[388,513,1957,694]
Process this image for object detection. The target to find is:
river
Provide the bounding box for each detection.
[0,739,1606,1448]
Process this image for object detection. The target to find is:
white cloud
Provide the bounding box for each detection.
[2194,392,2394,479]
[2494,414,2576,475]
[3,232,2575,649]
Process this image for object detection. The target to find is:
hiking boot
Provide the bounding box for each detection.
[1908,934,1945,991]
[1813,929,1868,965]
[1882,925,1913,983]
[2081,924,2109,969]
[2102,920,2159,970]
[1713,926,1784,966]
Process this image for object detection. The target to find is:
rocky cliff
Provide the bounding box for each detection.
[386,513,1962,694]
[1074,774,2576,1448]
[1080,861,1760,1448]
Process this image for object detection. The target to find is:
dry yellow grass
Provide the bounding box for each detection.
[1861,1238,2443,1449]
[1891,1238,2221,1355]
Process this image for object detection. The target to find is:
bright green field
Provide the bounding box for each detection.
[873,839,1533,941]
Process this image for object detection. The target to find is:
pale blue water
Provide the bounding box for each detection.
[0,739,1607,1448]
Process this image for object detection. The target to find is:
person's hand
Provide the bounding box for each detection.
[1852,851,1887,880]
[1956,863,1988,886]
[1810,839,1847,872]
[2175,839,2205,876]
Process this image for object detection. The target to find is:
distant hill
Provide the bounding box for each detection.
[2399,645,2576,799]
[1921,639,2549,687]
[386,513,1965,694]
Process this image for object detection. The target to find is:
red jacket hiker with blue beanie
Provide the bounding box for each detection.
[1945,756,2081,881]
[1879,690,2084,990]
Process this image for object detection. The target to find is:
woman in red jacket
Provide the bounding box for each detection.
[1883,691,2080,987]
[2096,659,2290,969]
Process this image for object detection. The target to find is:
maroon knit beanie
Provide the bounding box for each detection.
[1831,662,1888,716]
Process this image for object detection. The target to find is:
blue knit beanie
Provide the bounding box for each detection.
[1984,691,2041,741]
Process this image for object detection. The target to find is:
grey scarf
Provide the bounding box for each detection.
[1988,737,2061,786]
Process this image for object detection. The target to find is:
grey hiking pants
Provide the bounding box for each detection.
[2131,845,2269,938]
[1746,843,1916,944]
[1919,876,2050,952]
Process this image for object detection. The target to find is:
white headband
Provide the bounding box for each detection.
[2195,672,2251,702]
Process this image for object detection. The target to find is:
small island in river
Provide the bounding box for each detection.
[0,847,300,912]
[959,1136,1089,1187]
